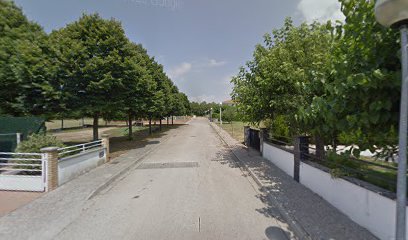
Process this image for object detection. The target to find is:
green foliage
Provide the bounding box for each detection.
[222,106,239,122]
[325,151,366,179]
[16,133,65,153]
[0,0,53,116]
[231,0,401,156]
[232,18,333,127]
[0,2,190,141]
[190,102,220,116]
[264,115,290,140]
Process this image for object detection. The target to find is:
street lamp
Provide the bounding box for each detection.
[210,108,213,122]
[375,1,408,238]
[219,102,223,125]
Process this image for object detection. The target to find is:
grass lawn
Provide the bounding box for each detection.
[46,118,127,131]
[216,121,248,143]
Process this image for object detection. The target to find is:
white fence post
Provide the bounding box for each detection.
[16,133,22,144]
[41,147,59,191]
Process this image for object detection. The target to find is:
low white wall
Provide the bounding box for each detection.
[300,162,407,240]
[262,141,408,240]
[263,142,294,177]
[58,148,106,185]
[0,175,44,192]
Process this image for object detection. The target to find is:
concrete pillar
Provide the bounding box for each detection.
[259,128,269,155]
[294,136,310,182]
[41,147,59,191]
[101,134,110,163]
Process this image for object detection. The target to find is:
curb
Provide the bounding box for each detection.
[87,130,174,200]
[209,122,312,240]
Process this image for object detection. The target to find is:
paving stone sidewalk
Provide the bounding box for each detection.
[211,123,378,240]
[0,127,181,240]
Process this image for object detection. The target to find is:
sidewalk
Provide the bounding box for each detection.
[210,123,377,240]
[0,127,179,240]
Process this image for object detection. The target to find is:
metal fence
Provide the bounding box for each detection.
[58,140,103,159]
[0,152,46,192]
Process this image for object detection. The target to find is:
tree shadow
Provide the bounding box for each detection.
[108,124,186,159]
[265,226,291,240]
[63,124,186,160]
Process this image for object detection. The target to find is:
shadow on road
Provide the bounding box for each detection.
[265,226,291,240]
[108,124,187,159]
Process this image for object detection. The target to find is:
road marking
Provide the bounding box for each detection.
[136,162,199,169]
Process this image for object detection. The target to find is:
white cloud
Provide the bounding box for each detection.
[208,59,227,67]
[168,62,192,79]
[297,0,344,23]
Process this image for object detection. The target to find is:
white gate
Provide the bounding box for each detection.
[0,152,46,192]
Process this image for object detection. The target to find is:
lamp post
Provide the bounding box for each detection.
[220,102,223,125]
[375,1,408,238]
[210,108,213,122]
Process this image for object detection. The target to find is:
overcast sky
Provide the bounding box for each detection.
[14,0,343,103]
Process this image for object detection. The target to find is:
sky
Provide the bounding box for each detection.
[13,0,344,103]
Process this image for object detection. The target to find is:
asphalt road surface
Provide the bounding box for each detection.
[54,118,293,240]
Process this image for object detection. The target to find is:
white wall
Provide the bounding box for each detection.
[263,142,294,177]
[262,141,408,240]
[58,148,106,185]
[300,162,407,240]
[0,175,44,192]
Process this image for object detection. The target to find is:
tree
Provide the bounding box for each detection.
[49,14,129,140]
[232,18,333,130]
[301,0,400,157]
[120,42,156,140]
[0,0,54,116]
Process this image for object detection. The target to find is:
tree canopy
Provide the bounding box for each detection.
[231,0,400,157]
[0,1,190,140]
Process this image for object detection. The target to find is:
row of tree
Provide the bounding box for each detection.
[231,0,400,159]
[0,1,190,140]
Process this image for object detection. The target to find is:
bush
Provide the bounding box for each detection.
[264,115,291,143]
[222,106,239,122]
[16,133,65,153]
[325,151,366,179]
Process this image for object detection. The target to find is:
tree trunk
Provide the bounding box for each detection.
[167,117,169,125]
[315,135,325,161]
[172,116,174,125]
[159,118,162,131]
[149,117,152,135]
[93,114,99,141]
[128,113,133,140]
[61,118,64,130]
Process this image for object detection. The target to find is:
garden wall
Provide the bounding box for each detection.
[263,141,408,240]
[58,147,106,185]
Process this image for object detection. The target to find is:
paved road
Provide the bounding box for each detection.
[54,118,293,240]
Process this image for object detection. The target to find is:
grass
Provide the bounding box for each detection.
[46,118,127,131]
[216,121,246,143]
[315,152,401,193]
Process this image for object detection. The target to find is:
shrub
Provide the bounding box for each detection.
[16,133,65,153]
